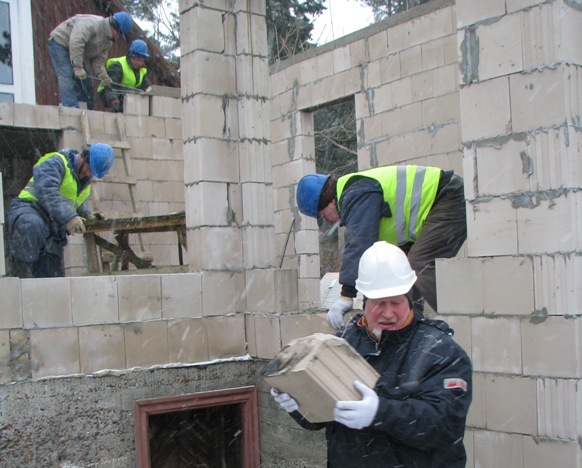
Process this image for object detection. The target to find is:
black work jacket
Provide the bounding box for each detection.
[292,313,472,467]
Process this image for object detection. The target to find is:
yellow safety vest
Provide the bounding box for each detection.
[18,152,91,212]
[337,165,441,245]
[98,56,146,91]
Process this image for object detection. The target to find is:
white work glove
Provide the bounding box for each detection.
[270,388,299,413]
[327,296,353,329]
[73,67,87,80]
[333,380,379,430]
[65,216,86,235]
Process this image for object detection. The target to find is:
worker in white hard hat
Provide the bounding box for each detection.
[271,241,472,467]
[296,165,466,328]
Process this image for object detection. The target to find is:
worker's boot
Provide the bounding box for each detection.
[8,257,33,279]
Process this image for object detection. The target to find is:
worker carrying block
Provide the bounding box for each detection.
[269,241,472,467]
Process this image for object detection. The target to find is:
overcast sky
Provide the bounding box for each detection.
[311,0,375,45]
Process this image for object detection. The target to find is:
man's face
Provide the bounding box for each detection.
[318,200,340,225]
[78,157,93,179]
[364,294,412,338]
[129,56,145,69]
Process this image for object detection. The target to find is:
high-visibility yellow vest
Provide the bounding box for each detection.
[18,152,91,212]
[97,56,146,91]
[337,165,441,245]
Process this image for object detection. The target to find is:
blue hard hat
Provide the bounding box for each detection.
[113,12,133,38]
[129,39,149,58]
[89,143,115,179]
[296,174,330,218]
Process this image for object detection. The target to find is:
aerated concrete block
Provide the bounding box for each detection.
[71,276,119,325]
[522,317,582,378]
[471,316,522,373]
[206,315,246,359]
[167,318,208,363]
[79,324,125,373]
[117,275,162,322]
[30,327,80,378]
[476,14,524,81]
[124,321,168,368]
[473,430,524,467]
[485,374,537,434]
[161,273,202,319]
[460,77,510,142]
[456,0,505,28]
[22,278,72,328]
[200,270,245,316]
[509,66,570,133]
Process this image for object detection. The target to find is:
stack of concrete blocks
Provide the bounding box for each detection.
[434,0,581,466]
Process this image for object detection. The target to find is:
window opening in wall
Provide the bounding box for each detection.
[313,98,357,277]
[135,386,260,468]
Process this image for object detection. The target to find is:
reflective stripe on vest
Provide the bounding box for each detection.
[337,165,441,245]
[98,56,146,92]
[18,152,91,211]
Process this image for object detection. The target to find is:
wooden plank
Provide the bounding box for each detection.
[84,212,186,234]
[88,139,131,150]
[100,175,137,185]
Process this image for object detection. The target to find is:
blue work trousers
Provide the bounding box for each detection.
[48,39,94,109]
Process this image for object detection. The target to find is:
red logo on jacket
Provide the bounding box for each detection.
[443,378,468,392]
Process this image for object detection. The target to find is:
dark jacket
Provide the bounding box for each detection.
[7,150,92,261]
[291,313,472,467]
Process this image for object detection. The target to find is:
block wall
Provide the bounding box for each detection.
[434,1,582,465]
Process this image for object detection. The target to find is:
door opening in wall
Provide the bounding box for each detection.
[313,98,358,277]
[135,386,260,468]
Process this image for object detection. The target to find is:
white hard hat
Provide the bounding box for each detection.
[355,241,417,299]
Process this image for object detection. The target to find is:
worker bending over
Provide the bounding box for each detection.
[7,144,114,278]
[272,241,472,467]
[48,12,133,109]
[99,39,152,113]
[296,165,466,327]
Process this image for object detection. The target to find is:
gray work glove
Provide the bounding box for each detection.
[334,380,379,429]
[85,212,106,222]
[73,67,87,80]
[100,76,112,88]
[270,388,299,413]
[327,296,353,329]
[65,216,86,235]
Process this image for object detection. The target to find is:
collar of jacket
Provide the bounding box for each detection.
[349,313,418,356]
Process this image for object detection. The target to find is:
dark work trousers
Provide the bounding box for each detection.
[48,39,94,109]
[406,174,467,312]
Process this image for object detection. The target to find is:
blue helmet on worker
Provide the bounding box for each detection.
[128,39,149,58]
[89,143,115,179]
[111,12,133,39]
[297,174,331,218]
